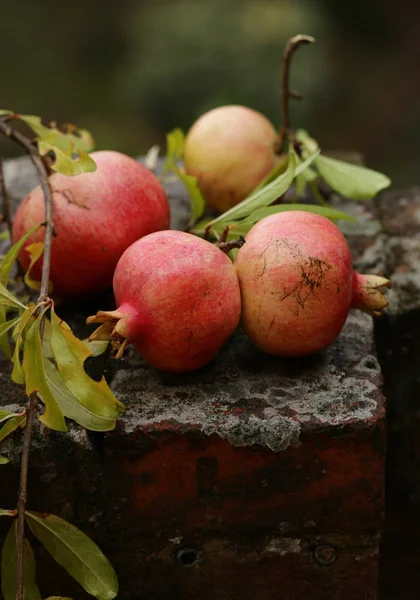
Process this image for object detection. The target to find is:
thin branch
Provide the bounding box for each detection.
[15,395,36,600]
[0,158,12,239]
[277,34,315,154]
[217,236,246,253]
[0,119,55,600]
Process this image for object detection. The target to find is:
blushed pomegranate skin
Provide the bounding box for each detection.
[12,150,170,297]
[184,105,278,214]
[235,211,389,357]
[88,231,241,372]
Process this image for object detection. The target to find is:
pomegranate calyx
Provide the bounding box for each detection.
[86,309,132,359]
[351,273,390,317]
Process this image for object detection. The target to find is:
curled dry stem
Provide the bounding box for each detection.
[276,34,315,154]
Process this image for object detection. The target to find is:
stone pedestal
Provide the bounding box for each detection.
[0,158,386,600]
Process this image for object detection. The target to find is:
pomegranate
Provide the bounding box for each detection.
[235,211,389,357]
[12,150,170,297]
[184,105,279,214]
[87,230,241,372]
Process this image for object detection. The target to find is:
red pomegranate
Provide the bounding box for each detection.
[87,230,241,372]
[235,211,389,357]
[12,150,170,297]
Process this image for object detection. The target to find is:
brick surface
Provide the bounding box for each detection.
[0,157,386,600]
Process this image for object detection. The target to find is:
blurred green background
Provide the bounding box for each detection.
[0,0,418,186]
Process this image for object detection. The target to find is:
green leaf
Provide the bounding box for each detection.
[44,597,73,600]
[0,407,25,426]
[38,141,97,177]
[19,115,95,153]
[174,166,206,226]
[0,415,26,444]
[50,309,125,420]
[0,307,11,358]
[0,230,10,241]
[239,203,357,227]
[23,312,67,431]
[164,128,185,167]
[0,316,22,359]
[43,355,118,432]
[0,110,13,117]
[206,149,319,230]
[1,519,42,600]
[0,456,9,464]
[0,509,15,517]
[25,511,118,600]
[252,153,289,192]
[314,154,391,200]
[0,223,42,285]
[11,304,39,384]
[0,281,26,309]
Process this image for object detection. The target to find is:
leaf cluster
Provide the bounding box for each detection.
[163,127,391,241]
[0,111,97,176]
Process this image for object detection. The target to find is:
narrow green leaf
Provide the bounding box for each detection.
[0,223,42,284]
[0,406,25,426]
[0,316,22,359]
[240,203,356,226]
[1,519,42,600]
[26,511,118,600]
[206,149,319,229]
[0,456,9,464]
[315,154,391,200]
[0,230,10,241]
[38,141,97,176]
[50,309,125,419]
[0,110,13,117]
[0,509,15,517]
[11,304,38,384]
[0,414,26,443]
[252,153,289,192]
[0,281,26,309]
[0,306,11,358]
[19,115,95,153]
[173,166,205,226]
[43,355,118,432]
[23,313,67,432]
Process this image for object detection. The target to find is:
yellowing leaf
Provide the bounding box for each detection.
[38,141,97,176]
[50,309,125,419]
[11,304,38,384]
[0,223,42,284]
[23,313,67,432]
[1,520,42,600]
[25,511,118,600]
[0,414,26,443]
[315,154,391,200]
[43,354,119,432]
[19,114,95,153]
[164,128,185,167]
[0,110,13,117]
[23,242,48,292]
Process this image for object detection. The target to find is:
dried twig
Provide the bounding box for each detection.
[277,34,315,154]
[0,157,12,239]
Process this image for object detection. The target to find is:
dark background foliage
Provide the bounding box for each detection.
[1,0,418,186]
